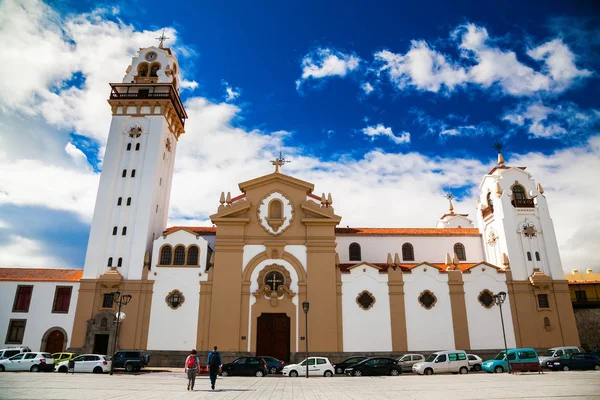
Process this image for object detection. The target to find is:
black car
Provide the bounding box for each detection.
[549,353,600,371]
[258,356,286,374]
[345,357,402,376]
[111,350,150,372]
[221,357,268,377]
[333,356,368,374]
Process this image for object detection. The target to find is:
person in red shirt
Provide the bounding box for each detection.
[184,349,199,391]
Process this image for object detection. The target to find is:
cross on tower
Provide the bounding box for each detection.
[444,192,455,214]
[156,29,169,49]
[270,151,291,173]
[492,140,505,154]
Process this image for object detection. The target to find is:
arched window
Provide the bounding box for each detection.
[126,143,131,151]
[160,246,172,265]
[107,257,113,267]
[131,169,136,178]
[117,197,122,206]
[150,63,160,77]
[117,258,123,267]
[122,227,127,236]
[454,243,466,261]
[486,192,493,207]
[112,226,117,235]
[173,245,185,265]
[138,63,149,77]
[126,197,131,206]
[512,185,526,201]
[349,242,361,261]
[135,143,140,151]
[402,243,414,261]
[187,246,199,265]
[527,251,532,261]
[268,199,283,219]
[122,169,127,178]
[535,251,541,261]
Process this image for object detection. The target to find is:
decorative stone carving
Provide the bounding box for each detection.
[253,264,295,307]
[487,231,498,246]
[128,125,143,138]
[257,191,294,236]
[165,289,185,310]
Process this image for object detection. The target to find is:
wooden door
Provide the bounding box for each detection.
[45,330,64,354]
[256,313,290,362]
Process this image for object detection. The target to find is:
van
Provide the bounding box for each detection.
[411,350,470,375]
[0,346,31,360]
[482,348,540,373]
[538,346,581,368]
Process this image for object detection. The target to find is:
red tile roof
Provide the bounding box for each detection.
[166,226,480,237]
[335,227,480,236]
[0,268,83,282]
[338,262,480,273]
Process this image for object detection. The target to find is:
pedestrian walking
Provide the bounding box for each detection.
[184,349,199,391]
[207,346,222,390]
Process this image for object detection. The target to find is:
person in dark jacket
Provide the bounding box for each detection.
[207,346,222,390]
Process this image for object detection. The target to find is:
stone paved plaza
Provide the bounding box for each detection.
[1,370,599,400]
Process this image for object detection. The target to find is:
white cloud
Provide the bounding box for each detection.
[221,80,242,102]
[503,101,600,138]
[527,39,592,88]
[375,42,468,93]
[297,48,360,89]
[0,220,9,229]
[362,124,410,144]
[361,82,374,94]
[0,235,70,269]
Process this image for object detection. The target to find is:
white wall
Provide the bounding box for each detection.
[403,266,455,351]
[336,236,484,265]
[341,265,392,352]
[462,265,516,350]
[0,281,79,351]
[146,230,209,350]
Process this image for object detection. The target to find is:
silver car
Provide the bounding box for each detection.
[397,354,425,372]
[539,346,581,368]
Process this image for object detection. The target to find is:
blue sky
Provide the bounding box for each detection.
[0,0,598,270]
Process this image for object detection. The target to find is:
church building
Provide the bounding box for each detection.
[1,42,580,363]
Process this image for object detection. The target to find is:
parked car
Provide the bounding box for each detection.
[258,356,285,374]
[0,346,31,360]
[221,357,268,377]
[548,353,600,371]
[282,357,335,377]
[539,346,581,368]
[110,350,149,372]
[333,356,368,374]
[51,352,77,365]
[397,354,425,372]
[412,350,470,375]
[0,352,54,372]
[345,357,402,376]
[56,354,111,373]
[482,348,540,373]
[467,354,483,371]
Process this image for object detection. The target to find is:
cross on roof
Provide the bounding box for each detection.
[444,193,455,214]
[492,140,505,154]
[271,151,291,173]
[156,29,169,48]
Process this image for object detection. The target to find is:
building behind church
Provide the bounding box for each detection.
[0,43,580,364]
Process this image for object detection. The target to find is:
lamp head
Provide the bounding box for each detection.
[112,291,121,302]
[302,301,310,313]
[122,294,133,305]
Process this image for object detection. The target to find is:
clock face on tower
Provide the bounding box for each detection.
[146,52,157,61]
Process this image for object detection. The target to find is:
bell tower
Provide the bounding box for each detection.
[82,39,187,280]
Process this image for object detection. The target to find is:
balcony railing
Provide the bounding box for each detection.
[511,198,535,208]
[109,83,187,127]
[481,205,494,218]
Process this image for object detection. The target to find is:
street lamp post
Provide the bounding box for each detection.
[493,291,511,374]
[302,301,310,379]
[109,291,132,376]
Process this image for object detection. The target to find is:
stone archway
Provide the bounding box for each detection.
[41,327,68,354]
[83,311,117,355]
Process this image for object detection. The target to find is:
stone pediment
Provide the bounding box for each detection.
[300,200,341,222]
[239,172,314,193]
[210,199,251,222]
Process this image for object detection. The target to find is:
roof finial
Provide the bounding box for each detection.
[492,140,505,166]
[270,151,290,173]
[156,29,169,49]
[444,192,455,215]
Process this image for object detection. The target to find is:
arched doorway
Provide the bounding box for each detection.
[42,328,67,354]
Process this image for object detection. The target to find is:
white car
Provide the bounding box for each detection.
[412,350,470,375]
[282,357,334,377]
[0,346,31,360]
[0,352,54,372]
[56,354,111,373]
[467,354,483,371]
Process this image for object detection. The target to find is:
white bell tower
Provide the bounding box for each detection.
[476,153,564,281]
[83,38,187,280]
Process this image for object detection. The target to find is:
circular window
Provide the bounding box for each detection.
[478,289,494,309]
[166,290,185,310]
[265,271,284,291]
[356,290,376,310]
[146,51,158,61]
[418,290,437,310]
